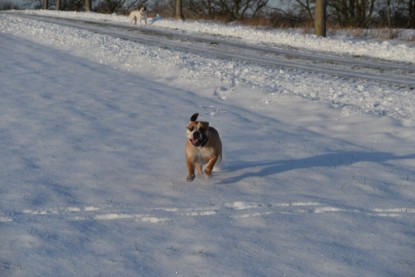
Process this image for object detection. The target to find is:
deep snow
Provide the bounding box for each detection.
[1,11,415,277]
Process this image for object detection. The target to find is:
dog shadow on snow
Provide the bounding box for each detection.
[219,151,415,184]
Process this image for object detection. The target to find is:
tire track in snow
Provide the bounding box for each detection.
[2,201,414,224]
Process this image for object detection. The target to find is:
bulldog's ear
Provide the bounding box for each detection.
[201,121,209,128]
[190,113,199,122]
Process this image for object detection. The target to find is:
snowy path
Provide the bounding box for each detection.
[10,12,415,87]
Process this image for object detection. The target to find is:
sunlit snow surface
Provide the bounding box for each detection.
[0,11,414,277]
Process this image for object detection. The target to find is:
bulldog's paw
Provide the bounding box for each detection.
[186,175,195,182]
[204,169,212,178]
[203,173,212,179]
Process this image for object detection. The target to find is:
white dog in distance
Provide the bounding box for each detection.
[129,6,147,26]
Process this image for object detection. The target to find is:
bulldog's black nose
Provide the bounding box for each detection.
[193,131,200,138]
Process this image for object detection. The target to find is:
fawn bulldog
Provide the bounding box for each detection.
[185,113,222,182]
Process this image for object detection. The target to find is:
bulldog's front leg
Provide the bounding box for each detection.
[204,156,218,178]
[195,163,203,176]
[186,159,195,182]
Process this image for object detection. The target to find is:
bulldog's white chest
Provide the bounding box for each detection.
[194,147,214,164]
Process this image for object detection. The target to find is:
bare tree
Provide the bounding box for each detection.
[329,0,377,27]
[250,0,269,18]
[218,0,269,20]
[93,0,146,13]
[408,0,415,27]
[95,0,125,13]
[386,0,391,28]
[176,0,184,19]
[391,0,415,28]
[0,1,21,10]
[294,0,314,21]
[315,0,326,36]
[184,0,218,18]
[64,0,87,11]
[85,0,91,11]
[182,0,269,21]
[43,0,48,9]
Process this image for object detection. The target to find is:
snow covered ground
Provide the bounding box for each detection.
[1,11,415,277]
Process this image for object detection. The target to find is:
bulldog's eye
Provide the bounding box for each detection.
[188,126,194,131]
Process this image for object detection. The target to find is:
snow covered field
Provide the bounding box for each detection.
[1,11,415,277]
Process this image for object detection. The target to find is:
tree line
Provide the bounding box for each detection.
[296,0,415,28]
[3,0,414,30]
